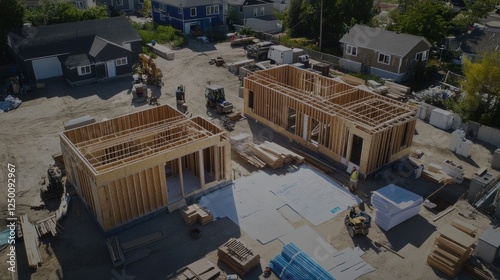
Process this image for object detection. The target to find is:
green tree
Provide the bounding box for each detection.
[389,0,452,43]
[25,0,109,26]
[455,52,500,127]
[452,0,497,33]
[0,0,24,62]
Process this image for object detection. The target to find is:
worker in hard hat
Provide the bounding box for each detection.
[349,168,358,192]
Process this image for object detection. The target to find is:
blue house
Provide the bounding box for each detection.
[152,0,224,35]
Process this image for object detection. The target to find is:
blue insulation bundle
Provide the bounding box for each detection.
[270,243,335,280]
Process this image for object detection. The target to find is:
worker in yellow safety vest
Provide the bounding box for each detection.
[349,168,358,192]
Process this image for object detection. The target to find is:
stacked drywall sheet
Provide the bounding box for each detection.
[279,225,374,280]
[270,166,361,226]
[371,184,423,231]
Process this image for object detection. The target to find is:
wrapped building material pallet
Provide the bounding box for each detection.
[371,184,423,231]
[427,222,476,277]
[218,238,260,277]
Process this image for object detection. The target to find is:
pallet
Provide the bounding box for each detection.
[218,238,260,277]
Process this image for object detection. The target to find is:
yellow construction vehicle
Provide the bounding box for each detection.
[344,206,370,238]
[204,84,233,114]
[139,53,164,87]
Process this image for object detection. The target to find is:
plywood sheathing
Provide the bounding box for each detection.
[60,105,231,231]
[243,65,417,175]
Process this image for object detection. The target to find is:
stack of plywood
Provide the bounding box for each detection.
[20,214,42,269]
[427,220,477,277]
[218,238,261,277]
[174,258,221,280]
[181,204,213,226]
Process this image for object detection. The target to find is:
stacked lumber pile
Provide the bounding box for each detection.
[421,162,455,184]
[174,258,221,280]
[251,145,284,169]
[226,111,243,121]
[121,231,166,252]
[35,215,58,237]
[237,148,266,168]
[106,236,125,267]
[384,81,411,101]
[341,74,365,86]
[218,238,261,277]
[427,220,477,277]
[181,204,213,225]
[20,214,42,269]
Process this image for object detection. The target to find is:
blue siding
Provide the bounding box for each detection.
[151,1,223,34]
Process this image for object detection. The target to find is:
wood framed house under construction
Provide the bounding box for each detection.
[243,65,417,176]
[60,105,231,233]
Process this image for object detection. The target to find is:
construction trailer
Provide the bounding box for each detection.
[59,105,231,233]
[243,65,417,176]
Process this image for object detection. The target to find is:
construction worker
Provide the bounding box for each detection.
[349,168,358,192]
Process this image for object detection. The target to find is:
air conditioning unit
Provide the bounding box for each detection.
[298,55,310,62]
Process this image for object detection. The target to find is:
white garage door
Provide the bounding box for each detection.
[32,57,63,80]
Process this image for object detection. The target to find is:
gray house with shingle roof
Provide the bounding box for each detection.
[7,16,141,86]
[339,24,431,82]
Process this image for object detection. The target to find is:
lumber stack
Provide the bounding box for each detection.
[427,221,477,277]
[181,204,213,225]
[35,215,58,237]
[218,238,261,277]
[384,81,411,101]
[243,141,305,169]
[20,214,42,269]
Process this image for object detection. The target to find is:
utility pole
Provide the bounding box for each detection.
[319,0,323,52]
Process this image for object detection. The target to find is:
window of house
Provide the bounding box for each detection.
[239,6,242,13]
[346,45,357,56]
[116,0,123,6]
[160,14,167,21]
[253,8,257,16]
[415,50,428,61]
[158,3,166,11]
[115,57,128,66]
[260,7,265,15]
[190,7,197,17]
[78,65,91,76]
[178,7,182,14]
[206,5,219,15]
[75,1,86,9]
[378,53,391,65]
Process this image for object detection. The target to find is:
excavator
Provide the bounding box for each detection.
[139,53,164,87]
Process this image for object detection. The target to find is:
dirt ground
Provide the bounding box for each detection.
[1,39,499,280]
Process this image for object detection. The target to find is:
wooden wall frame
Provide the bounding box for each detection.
[243,65,417,176]
[60,105,231,232]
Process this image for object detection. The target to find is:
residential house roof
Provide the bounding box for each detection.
[461,28,500,55]
[9,16,140,60]
[339,24,432,57]
[226,0,273,5]
[154,0,222,7]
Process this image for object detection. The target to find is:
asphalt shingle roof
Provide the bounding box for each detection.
[461,28,500,55]
[10,16,140,60]
[339,24,431,57]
